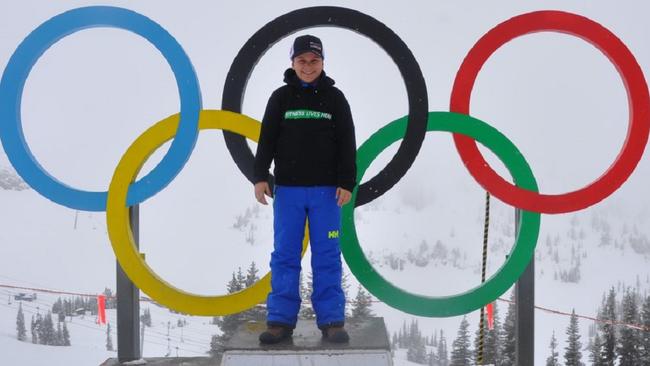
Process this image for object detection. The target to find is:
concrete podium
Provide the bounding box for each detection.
[101,318,392,366]
[221,317,392,366]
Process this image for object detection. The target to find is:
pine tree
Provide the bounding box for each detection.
[141,308,152,327]
[600,288,618,365]
[236,267,246,290]
[245,262,259,287]
[211,268,252,354]
[427,349,437,366]
[31,315,37,344]
[474,302,501,365]
[39,312,56,345]
[215,273,245,337]
[52,298,63,315]
[564,309,584,366]
[55,321,63,346]
[640,294,650,365]
[62,322,70,346]
[500,294,516,366]
[350,284,374,319]
[103,288,116,309]
[450,317,472,366]
[591,332,605,366]
[438,330,449,366]
[106,323,114,351]
[391,332,398,350]
[406,319,427,364]
[242,262,265,321]
[546,331,559,366]
[16,302,26,341]
[618,289,640,366]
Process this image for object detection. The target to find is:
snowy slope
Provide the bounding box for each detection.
[1,165,649,365]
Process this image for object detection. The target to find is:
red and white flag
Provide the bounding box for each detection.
[486,302,494,330]
[97,294,107,325]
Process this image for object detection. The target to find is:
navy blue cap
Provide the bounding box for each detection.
[290,35,324,59]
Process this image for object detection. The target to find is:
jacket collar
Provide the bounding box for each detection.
[284,68,335,89]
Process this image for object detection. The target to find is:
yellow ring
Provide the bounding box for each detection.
[106,110,309,316]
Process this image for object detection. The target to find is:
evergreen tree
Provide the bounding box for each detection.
[600,288,618,365]
[350,284,374,319]
[103,288,116,309]
[591,332,605,366]
[406,319,427,364]
[211,267,257,354]
[215,273,245,338]
[242,262,265,321]
[564,309,584,366]
[31,315,37,344]
[437,330,449,366]
[39,312,56,345]
[52,298,63,315]
[427,349,437,366]
[55,321,63,346]
[500,294,516,366]
[62,322,70,346]
[16,302,27,341]
[546,331,559,366]
[236,267,246,290]
[474,303,501,365]
[245,262,259,287]
[400,320,407,348]
[106,323,114,351]
[450,317,472,366]
[141,308,152,327]
[618,289,640,366]
[640,294,650,365]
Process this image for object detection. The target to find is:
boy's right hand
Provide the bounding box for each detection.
[254,182,272,205]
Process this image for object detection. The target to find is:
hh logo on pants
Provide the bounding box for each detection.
[328,230,339,239]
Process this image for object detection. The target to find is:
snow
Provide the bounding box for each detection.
[2,1,650,365]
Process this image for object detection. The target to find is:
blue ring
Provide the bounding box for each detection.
[0,6,201,211]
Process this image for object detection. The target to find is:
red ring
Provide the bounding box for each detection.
[450,11,650,214]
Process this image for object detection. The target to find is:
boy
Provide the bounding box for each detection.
[253,34,356,344]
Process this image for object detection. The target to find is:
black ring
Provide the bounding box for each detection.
[221,6,428,207]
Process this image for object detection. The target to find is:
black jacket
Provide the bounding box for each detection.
[254,69,357,191]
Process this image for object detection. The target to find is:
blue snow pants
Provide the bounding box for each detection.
[266,185,345,329]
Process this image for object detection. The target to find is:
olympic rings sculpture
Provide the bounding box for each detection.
[1,6,648,317]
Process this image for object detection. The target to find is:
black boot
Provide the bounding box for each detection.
[321,325,350,343]
[259,325,293,344]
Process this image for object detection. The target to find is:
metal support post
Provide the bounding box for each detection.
[515,208,534,365]
[117,205,141,362]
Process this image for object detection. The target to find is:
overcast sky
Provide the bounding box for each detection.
[2,2,650,363]
[1,0,649,204]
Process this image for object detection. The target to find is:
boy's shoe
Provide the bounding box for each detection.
[321,325,350,343]
[259,325,293,344]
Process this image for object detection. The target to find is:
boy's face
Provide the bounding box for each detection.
[292,52,323,84]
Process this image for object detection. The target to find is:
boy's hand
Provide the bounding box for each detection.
[255,182,272,205]
[336,187,352,207]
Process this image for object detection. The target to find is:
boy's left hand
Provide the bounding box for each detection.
[336,187,352,207]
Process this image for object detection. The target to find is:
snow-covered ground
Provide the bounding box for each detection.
[1,170,649,365]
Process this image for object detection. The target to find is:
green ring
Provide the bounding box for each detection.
[341,111,541,317]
